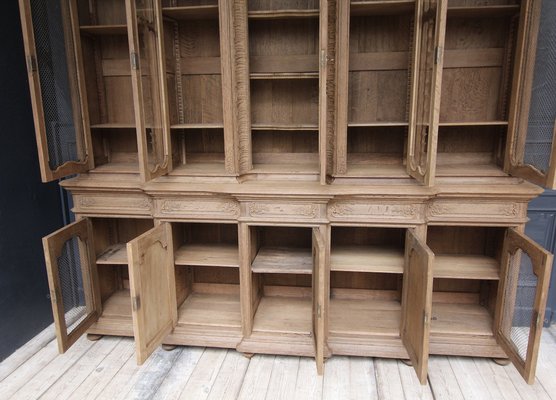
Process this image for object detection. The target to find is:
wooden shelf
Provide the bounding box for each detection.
[175,244,239,268]
[436,164,508,178]
[447,5,520,17]
[252,246,312,274]
[331,246,404,274]
[162,5,219,20]
[248,9,319,20]
[80,25,127,36]
[330,297,401,338]
[348,122,408,127]
[170,163,228,177]
[171,123,224,130]
[344,164,409,178]
[251,124,319,131]
[177,291,241,329]
[350,1,415,16]
[251,163,319,175]
[431,302,494,338]
[97,243,127,265]
[91,123,135,129]
[250,72,319,80]
[90,162,139,174]
[252,296,312,335]
[434,255,499,280]
[439,121,508,127]
[89,290,133,336]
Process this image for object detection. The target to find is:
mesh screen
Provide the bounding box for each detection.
[507,251,537,362]
[524,0,556,173]
[56,237,87,333]
[30,0,81,170]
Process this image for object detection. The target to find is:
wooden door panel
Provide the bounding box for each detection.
[127,222,176,364]
[42,218,100,353]
[496,228,553,384]
[18,0,93,182]
[401,229,434,384]
[312,227,326,374]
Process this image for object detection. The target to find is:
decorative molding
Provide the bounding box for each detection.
[328,201,421,222]
[428,201,521,219]
[75,195,152,214]
[158,199,240,219]
[247,202,319,219]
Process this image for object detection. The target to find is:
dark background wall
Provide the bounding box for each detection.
[0,1,63,361]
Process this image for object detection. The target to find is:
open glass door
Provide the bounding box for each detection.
[401,229,434,384]
[312,227,326,374]
[19,0,93,182]
[496,228,553,384]
[127,222,176,364]
[407,0,447,186]
[126,0,171,182]
[43,219,100,353]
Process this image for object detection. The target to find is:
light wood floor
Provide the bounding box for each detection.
[1,325,556,399]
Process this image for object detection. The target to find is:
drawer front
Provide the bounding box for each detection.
[427,200,528,224]
[73,194,152,216]
[241,201,327,224]
[154,198,240,221]
[328,200,424,224]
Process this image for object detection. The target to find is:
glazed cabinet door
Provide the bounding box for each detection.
[406,0,447,186]
[127,222,177,364]
[401,229,434,384]
[19,0,93,182]
[43,219,101,353]
[495,228,553,384]
[312,227,326,374]
[126,0,172,182]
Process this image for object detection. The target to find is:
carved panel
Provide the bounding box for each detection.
[73,195,152,216]
[427,200,527,223]
[241,202,326,223]
[328,200,424,224]
[155,198,240,220]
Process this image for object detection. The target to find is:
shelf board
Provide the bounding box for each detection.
[351,1,415,16]
[439,121,508,127]
[248,9,319,19]
[436,164,508,178]
[330,297,401,338]
[252,296,312,335]
[97,243,127,265]
[177,292,241,329]
[344,164,409,178]
[252,246,313,275]
[331,245,404,274]
[80,25,127,35]
[162,5,219,20]
[91,123,135,129]
[171,123,224,130]
[251,124,319,131]
[434,255,499,280]
[251,163,319,175]
[90,162,139,174]
[348,122,408,127]
[447,5,520,17]
[250,72,319,80]
[170,163,229,177]
[89,289,133,336]
[175,244,239,268]
[431,302,494,337]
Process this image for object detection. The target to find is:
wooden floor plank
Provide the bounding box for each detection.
[534,333,556,400]
[8,336,95,400]
[152,347,205,400]
[237,355,275,400]
[322,356,350,400]
[0,325,55,382]
[293,357,323,400]
[427,356,465,400]
[473,358,521,400]
[348,357,378,400]
[68,338,136,400]
[264,355,301,400]
[397,360,434,400]
[448,356,493,400]
[374,359,405,400]
[39,337,121,400]
[178,348,228,400]
[207,351,250,400]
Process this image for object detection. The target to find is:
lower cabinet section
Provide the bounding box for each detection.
[42,219,553,384]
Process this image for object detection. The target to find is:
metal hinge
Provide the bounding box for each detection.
[317,304,322,319]
[130,52,139,70]
[434,46,442,65]
[424,312,428,325]
[26,55,37,73]
[132,296,141,312]
[50,289,57,304]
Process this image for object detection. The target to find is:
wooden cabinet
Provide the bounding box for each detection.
[20,0,556,386]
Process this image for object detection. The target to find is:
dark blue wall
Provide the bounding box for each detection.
[0,1,63,361]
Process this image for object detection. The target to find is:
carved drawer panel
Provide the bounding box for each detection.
[241,201,327,224]
[427,200,528,224]
[154,198,240,221]
[327,200,425,224]
[73,194,152,216]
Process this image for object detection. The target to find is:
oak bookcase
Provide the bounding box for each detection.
[19,0,556,385]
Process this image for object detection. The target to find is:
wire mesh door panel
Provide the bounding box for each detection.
[496,228,553,384]
[43,219,100,353]
[19,0,91,181]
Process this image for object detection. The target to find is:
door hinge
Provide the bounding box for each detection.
[424,311,429,325]
[434,46,442,65]
[130,52,139,70]
[317,304,322,319]
[320,50,327,68]
[132,296,141,312]
[50,289,57,304]
[26,55,37,74]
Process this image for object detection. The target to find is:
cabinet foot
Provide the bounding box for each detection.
[87,334,103,342]
[493,358,511,366]
[400,359,413,367]
[162,344,178,352]
[242,353,255,359]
